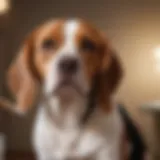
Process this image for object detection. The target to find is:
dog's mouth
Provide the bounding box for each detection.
[53,79,85,97]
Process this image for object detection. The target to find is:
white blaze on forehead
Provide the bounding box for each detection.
[63,20,80,53]
[44,20,89,95]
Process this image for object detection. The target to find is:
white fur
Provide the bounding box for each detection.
[33,20,124,160]
[44,20,89,97]
[33,101,123,160]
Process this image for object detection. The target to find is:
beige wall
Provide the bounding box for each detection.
[0,0,160,151]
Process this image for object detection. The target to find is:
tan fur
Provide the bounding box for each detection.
[0,20,65,113]
[6,39,39,113]
[75,21,122,112]
[34,20,65,77]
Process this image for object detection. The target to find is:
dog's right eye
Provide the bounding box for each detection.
[80,37,96,52]
[42,38,56,50]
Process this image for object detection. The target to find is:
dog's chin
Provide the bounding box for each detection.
[58,86,77,98]
[53,83,85,101]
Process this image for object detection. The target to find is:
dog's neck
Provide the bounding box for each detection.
[43,95,87,129]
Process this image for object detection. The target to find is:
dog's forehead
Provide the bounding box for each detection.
[35,20,65,41]
[35,19,100,42]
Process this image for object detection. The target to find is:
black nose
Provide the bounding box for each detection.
[58,56,79,74]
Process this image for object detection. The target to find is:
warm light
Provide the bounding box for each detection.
[153,47,160,72]
[0,0,10,14]
[154,47,160,60]
[155,63,160,72]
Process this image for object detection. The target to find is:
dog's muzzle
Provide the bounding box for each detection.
[58,55,79,76]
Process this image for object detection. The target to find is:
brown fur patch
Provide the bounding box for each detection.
[74,20,122,113]
[6,20,66,112]
[31,20,65,79]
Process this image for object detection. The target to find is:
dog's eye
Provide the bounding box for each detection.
[81,38,96,52]
[42,38,56,50]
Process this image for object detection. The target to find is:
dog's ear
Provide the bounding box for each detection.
[98,46,123,112]
[3,33,40,114]
[103,50,123,94]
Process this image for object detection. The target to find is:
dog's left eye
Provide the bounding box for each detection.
[80,38,96,52]
[42,38,56,50]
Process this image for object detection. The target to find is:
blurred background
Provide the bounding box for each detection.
[0,0,160,159]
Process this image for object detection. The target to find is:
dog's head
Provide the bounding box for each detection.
[6,19,122,113]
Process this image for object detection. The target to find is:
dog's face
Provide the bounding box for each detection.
[7,19,122,112]
[33,20,109,99]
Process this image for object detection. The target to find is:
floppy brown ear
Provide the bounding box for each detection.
[104,52,123,94]
[98,49,123,112]
[0,35,39,114]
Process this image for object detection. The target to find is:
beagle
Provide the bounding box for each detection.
[0,19,145,160]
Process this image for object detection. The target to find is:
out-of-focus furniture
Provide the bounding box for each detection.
[6,151,35,160]
[0,133,6,160]
[141,101,160,160]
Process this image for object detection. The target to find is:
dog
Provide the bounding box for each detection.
[0,19,146,160]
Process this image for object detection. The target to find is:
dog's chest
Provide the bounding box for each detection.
[33,104,123,160]
[33,107,108,159]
